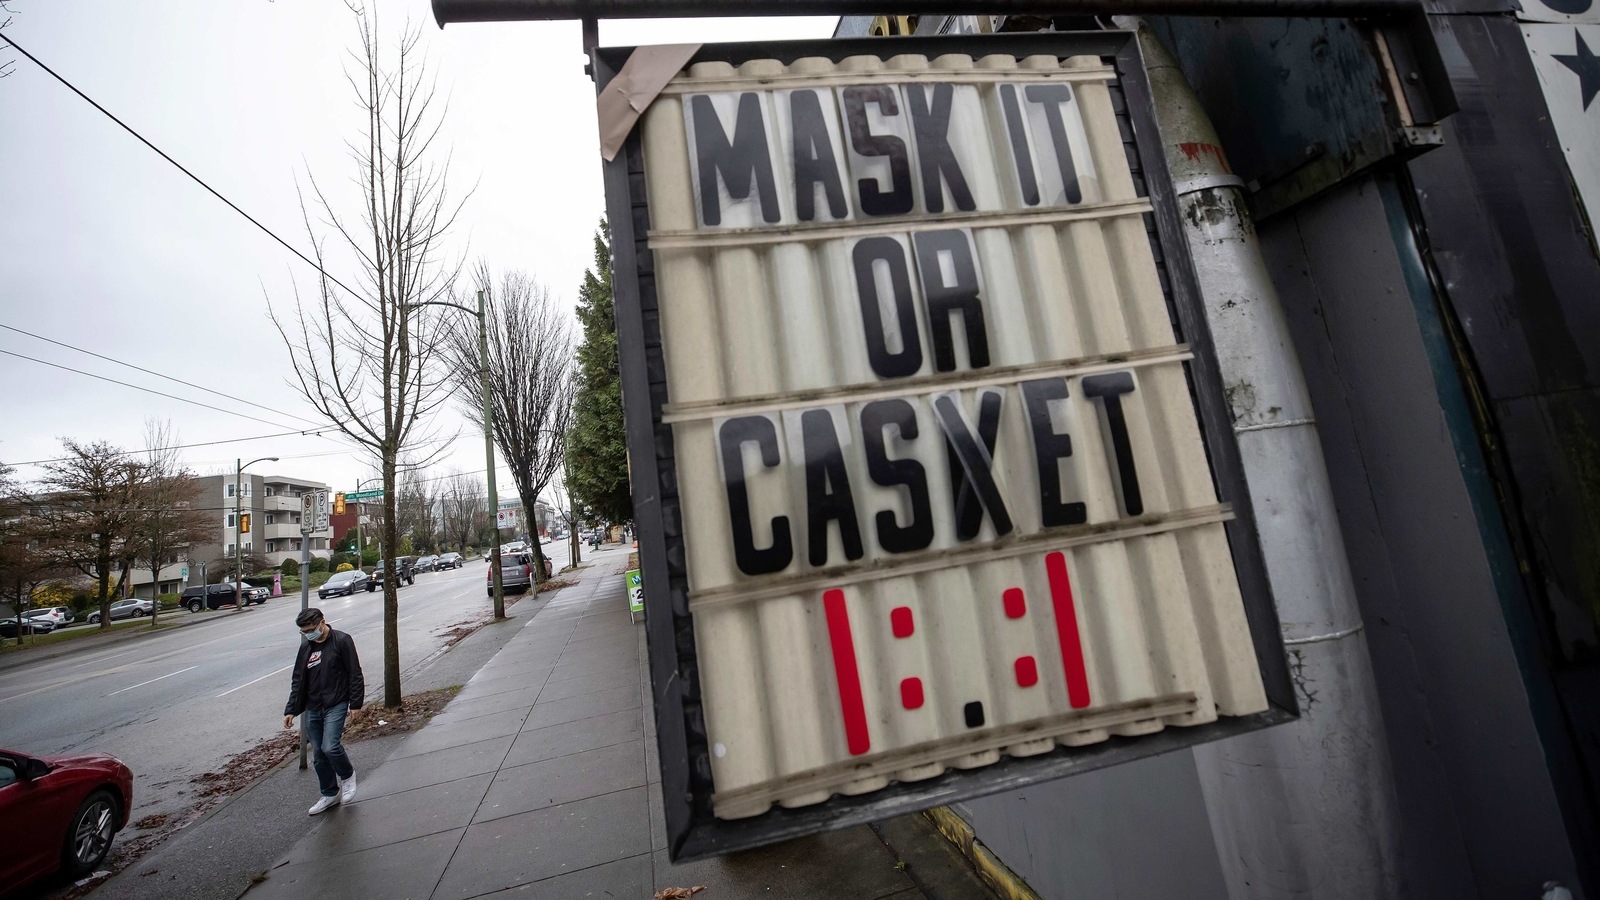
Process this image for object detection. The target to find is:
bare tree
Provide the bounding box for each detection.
[447,264,574,584]
[397,464,441,554]
[440,471,483,554]
[0,460,67,645]
[0,3,20,80]
[270,4,465,708]
[208,551,274,584]
[133,421,213,627]
[32,440,146,629]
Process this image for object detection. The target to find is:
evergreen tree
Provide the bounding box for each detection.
[567,220,633,525]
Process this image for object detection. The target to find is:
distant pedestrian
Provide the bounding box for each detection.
[283,607,365,815]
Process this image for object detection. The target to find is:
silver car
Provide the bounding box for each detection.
[87,598,153,625]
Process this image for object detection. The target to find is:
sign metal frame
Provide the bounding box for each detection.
[598,30,1297,861]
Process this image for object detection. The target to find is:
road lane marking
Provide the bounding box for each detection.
[217,664,292,698]
[106,665,198,697]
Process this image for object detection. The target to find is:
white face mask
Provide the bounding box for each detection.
[301,624,324,643]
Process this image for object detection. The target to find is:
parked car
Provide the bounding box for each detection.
[180,584,252,613]
[0,618,54,638]
[22,607,72,628]
[86,599,152,625]
[436,552,464,570]
[366,557,416,591]
[414,555,437,573]
[0,747,133,894]
[490,552,536,595]
[317,570,370,599]
[229,582,271,603]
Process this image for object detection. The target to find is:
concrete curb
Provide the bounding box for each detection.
[923,806,1042,900]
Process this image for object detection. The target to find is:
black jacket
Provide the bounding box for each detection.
[284,628,365,715]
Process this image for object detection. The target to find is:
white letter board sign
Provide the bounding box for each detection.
[596,32,1293,861]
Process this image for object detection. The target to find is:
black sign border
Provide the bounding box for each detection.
[596,30,1297,862]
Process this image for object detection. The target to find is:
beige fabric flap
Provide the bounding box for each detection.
[598,43,702,162]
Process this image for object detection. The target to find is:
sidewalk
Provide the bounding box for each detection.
[241,546,996,899]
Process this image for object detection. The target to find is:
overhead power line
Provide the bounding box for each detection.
[0,322,323,427]
[0,30,364,303]
[1,347,305,431]
[6,427,339,467]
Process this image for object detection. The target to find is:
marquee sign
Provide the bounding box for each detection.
[597,32,1293,860]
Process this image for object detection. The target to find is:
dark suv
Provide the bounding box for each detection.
[181,584,251,613]
[366,557,416,591]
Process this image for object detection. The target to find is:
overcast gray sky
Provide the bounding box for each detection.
[0,1,834,500]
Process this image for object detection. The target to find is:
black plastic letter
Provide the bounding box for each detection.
[801,410,864,567]
[789,90,848,222]
[904,83,975,214]
[999,84,1040,207]
[718,416,793,575]
[1081,372,1143,517]
[935,391,1014,540]
[860,399,933,554]
[841,86,914,217]
[912,229,990,372]
[852,237,923,379]
[1021,378,1087,527]
[1022,84,1084,204]
[691,93,781,227]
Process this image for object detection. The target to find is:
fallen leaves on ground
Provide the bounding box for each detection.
[344,686,462,742]
[193,731,300,798]
[537,577,576,594]
[439,622,482,648]
[654,887,707,899]
[60,686,467,896]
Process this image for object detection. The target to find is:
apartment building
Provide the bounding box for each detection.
[127,471,334,597]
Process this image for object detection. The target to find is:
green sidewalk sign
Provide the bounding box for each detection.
[626,569,644,622]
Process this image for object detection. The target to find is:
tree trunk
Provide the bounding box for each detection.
[381,463,401,709]
[95,536,113,630]
[149,562,161,628]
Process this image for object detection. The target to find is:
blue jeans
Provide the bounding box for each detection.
[304,703,353,798]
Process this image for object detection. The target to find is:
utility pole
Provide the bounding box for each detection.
[479,289,506,620]
[404,290,503,618]
[297,490,317,771]
[235,457,278,613]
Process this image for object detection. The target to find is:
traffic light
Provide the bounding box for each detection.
[240,513,251,535]
[334,493,346,515]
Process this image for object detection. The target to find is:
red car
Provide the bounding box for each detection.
[0,748,133,894]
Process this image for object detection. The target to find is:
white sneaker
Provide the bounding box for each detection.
[308,794,341,815]
[340,776,358,804]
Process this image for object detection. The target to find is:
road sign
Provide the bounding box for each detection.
[300,492,317,536]
[626,568,645,622]
[599,34,1288,859]
[346,489,384,501]
[495,508,516,529]
[315,490,331,532]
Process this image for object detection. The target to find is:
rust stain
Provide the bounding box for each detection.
[1177,141,1233,173]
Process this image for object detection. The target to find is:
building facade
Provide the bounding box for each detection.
[813,13,1595,899]
[127,471,334,597]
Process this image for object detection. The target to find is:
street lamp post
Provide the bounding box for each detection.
[406,290,504,619]
[352,476,380,565]
[235,456,279,613]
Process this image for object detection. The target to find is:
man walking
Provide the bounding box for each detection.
[283,607,365,815]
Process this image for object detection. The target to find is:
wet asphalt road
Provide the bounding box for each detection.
[0,545,568,844]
